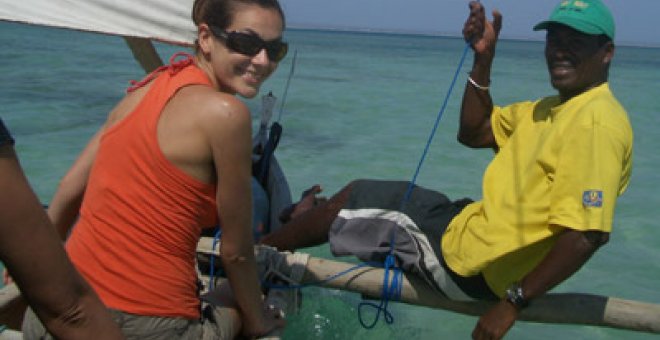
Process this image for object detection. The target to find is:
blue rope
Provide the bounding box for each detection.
[213,6,477,328]
[261,258,403,329]
[362,41,472,329]
[208,228,222,291]
[357,254,403,329]
[401,42,471,206]
[225,40,473,330]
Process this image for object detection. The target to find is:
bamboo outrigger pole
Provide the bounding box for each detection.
[5,243,659,335]
[296,256,660,334]
[195,241,660,334]
[124,37,164,73]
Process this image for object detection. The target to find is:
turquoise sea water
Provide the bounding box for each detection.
[1,22,659,339]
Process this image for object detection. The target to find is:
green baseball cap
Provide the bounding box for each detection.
[533,0,615,39]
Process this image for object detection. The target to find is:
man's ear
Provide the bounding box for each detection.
[602,41,615,64]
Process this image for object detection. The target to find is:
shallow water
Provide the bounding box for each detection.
[1,23,659,339]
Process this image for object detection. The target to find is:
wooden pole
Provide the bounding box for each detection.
[198,242,660,333]
[294,256,660,334]
[123,37,163,73]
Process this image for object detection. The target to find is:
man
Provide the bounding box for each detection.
[0,118,124,339]
[261,0,632,339]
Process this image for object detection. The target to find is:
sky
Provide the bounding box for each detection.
[278,0,656,47]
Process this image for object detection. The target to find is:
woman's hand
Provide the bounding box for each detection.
[241,301,287,338]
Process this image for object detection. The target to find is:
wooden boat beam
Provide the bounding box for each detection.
[296,256,660,334]
[4,243,660,334]
[195,240,660,334]
[123,37,163,74]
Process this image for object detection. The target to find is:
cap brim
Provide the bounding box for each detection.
[533,18,611,38]
[533,21,551,31]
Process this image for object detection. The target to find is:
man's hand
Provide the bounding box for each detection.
[470,229,606,339]
[458,1,501,149]
[463,1,502,59]
[472,300,518,340]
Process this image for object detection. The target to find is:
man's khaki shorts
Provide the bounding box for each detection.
[22,303,238,340]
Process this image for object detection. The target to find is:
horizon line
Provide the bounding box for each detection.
[286,23,660,49]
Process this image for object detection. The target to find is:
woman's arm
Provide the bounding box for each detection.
[203,94,284,337]
[48,127,105,239]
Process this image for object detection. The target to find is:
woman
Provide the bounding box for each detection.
[22,0,288,338]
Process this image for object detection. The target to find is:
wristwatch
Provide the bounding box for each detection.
[505,282,529,309]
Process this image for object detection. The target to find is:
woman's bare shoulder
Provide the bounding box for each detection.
[174,86,252,140]
[183,86,249,120]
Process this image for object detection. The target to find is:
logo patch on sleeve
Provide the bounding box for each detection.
[583,190,603,208]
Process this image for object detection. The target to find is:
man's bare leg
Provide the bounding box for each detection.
[260,182,354,251]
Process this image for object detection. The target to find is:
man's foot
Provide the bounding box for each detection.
[279,185,326,223]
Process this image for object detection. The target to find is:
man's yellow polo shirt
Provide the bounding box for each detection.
[441,83,633,296]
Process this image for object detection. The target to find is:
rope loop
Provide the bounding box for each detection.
[357,254,402,329]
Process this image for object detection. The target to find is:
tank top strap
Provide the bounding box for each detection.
[126,52,199,93]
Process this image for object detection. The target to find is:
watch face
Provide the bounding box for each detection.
[506,283,528,308]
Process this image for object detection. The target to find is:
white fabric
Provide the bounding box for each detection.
[0,0,196,45]
[336,208,473,301]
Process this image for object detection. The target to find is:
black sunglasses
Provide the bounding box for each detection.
[209,26,288,62]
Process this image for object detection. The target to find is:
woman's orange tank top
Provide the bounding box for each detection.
[66,55,217,319]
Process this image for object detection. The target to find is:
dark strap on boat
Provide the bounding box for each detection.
[253,122,283,188]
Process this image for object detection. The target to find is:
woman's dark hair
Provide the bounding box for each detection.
[192,0,286,30]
